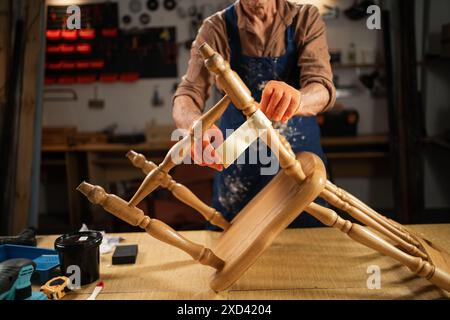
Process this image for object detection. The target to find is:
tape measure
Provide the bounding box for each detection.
[40,276,70,300]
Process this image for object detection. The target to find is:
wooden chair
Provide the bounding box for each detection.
[77,43,450,293]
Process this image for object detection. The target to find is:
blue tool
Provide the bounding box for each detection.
[0,244,60,284]
[0,258,47,300]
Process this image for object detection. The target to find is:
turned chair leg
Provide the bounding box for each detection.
[325,181,421,248]
[321,188,428,260]
[128,95,231,207]
[127,150,230,231]
[77,182,224,270]
[305,203,450,291]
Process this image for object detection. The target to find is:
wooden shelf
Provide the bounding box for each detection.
[422,136,450,152]
[332,63,384,70]
[41,141,174,153]
[321,135,389,147]
[326,152,390,160]
[417,55,450,67]
[41,159,66,166]
[42,136,391,157]
[322,135,390,161]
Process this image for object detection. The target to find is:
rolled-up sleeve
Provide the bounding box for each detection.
[296,5,336,111]
[173,14,228,111]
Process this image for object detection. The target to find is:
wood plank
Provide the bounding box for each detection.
[40,136,389,153]
[0,0,10,107]
[12,0,45,233]
[328,157,391,178]
[36,225,450,299]
[326,152,389,160]
[41,142,173,153]
[332,63,385,70]
[321,135,389,147]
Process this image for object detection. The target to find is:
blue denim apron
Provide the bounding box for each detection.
[210,5,326,228]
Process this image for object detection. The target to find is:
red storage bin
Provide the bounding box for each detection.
[62,30,78,41]
[61,61,76,70]
[76,43,92,54]
[47,45,61,54]
[45,77,58,85]
[47,61,63,70]
[76,61,90,69]
[101,28,118,38]
[90,60,105,69]
[100,74,118,83]
[58,76,76,84]
[46,30,61,41]
[79,29,96,40]
[77,75,96,84]
[60,44,76,54]
[120,72,140,82]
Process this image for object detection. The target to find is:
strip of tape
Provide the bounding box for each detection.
[216,110,271,168]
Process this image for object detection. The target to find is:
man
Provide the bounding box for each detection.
[173,0,336,226]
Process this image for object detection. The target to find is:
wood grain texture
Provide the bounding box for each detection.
[12,0,45,233]
[127,150,229,230]
[199,43,306,182]
[305,203,450,291]
[35,225,450,300]
[128,96,230,207]
[67,42,450,298]
[0,0,9,105]
[77,182,224,270]
[325,181,421,247]
[321,189,428,260]
[210,152,326,292]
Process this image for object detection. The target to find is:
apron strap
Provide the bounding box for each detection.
[225,4,298,62]
[224,5,241,68]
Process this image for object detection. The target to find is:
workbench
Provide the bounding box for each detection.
[37,224,450,300]
[39,135,391,233]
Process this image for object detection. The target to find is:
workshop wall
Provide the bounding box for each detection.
[298,0,392,209]
[42,0,393,210]
[43,0,387,135]
[43,0,232,134]
[302,0,389,136]
[415,0,450,209]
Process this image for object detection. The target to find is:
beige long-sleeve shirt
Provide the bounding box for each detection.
[174,0,336,113]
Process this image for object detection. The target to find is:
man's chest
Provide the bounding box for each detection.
[238,24,288,57]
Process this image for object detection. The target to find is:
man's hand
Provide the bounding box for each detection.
[260,80,302,124]
[190,124,224,171]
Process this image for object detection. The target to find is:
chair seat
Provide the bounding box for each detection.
[210,152,327,292]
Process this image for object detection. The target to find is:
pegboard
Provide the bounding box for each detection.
[45,2,178,84]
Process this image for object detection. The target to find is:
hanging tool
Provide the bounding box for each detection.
[344,0,375,20]
[140,13,151,25]
[151,86,164,107]
[129,0,143,13]
[164,0,177,11]
[147,0,159,11]
[88,86,105,109]
[122,15,132,25]
[322,5,340,21]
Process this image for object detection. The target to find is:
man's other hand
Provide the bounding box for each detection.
[190,124,224,171]
[260,80,302,124]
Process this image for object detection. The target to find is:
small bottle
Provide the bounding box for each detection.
[348,43,357,64]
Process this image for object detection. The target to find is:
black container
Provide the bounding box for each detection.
[54,231,102,286]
